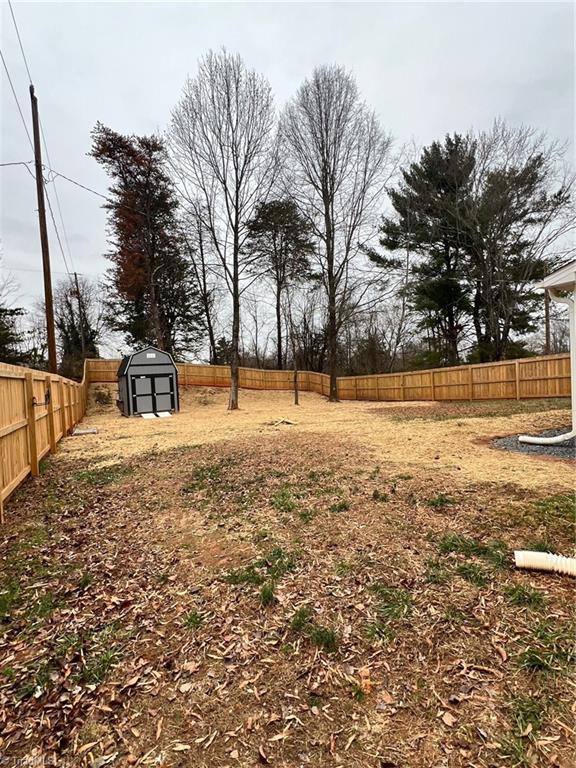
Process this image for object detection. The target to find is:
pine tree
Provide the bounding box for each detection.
[246,199,314,369]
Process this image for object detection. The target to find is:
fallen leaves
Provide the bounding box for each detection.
[1,407,573,768]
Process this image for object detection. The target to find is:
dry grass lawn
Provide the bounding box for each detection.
[0,386,574,768]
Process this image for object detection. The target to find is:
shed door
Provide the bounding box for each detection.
[131,374,175,414]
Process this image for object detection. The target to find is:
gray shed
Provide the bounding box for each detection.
[117,346,179,416]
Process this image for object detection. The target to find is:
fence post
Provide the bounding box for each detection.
[64,381,70,434]
[400,373,405,402]
[45,375,56,453]
[58,380,65,437]
[25,372,40,477]
[468,365,474,401]
[515,360,521,400]
[0,444,4,523]
[431,370,436,401]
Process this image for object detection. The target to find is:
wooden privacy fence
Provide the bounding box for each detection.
[86,352,570,402]
[0,361,88,520]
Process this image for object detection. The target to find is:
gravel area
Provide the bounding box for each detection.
[494,426,575,460]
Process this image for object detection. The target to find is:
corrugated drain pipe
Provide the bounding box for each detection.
[514,550,576,577]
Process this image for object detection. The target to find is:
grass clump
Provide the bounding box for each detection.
[224,564,265,586]
[456,563,489,587]
[182,610,203,630]
[75,463,132,487]
[426,493,455,508]
[0,580,20,621]
[424,559,450,585]
[497,736,533,768]
[289,606,338,652]
[533,493,575,523]
[290,606,313,632]
[369,583,412,621]
[439,533,508,567]
[78,571,93,590]
[55,633,82,658]
[517,620,575,673]
[329,500,349,513]
[505,584,545,609]
[523,539,558,554]
[79,648,122,684]
[366,621,393,642]
[30,591,62,619]
[509,694,547,734]
[260,581,276,607]
[264,547,297,580]
[309,625,338,652]
[225,547,297,588]
[372,489,388,502]
[272,486,297,514]
[182,462,224,493]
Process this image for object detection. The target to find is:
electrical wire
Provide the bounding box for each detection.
[7,0,33,84]
[6,0,76,278]
[0,47,33,151]
[40,125,76,273]
[43,180,73,276]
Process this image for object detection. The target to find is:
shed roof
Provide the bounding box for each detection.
[117,346,176,377]
[537,259,576,292]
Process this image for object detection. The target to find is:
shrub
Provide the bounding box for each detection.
[94,387,112,406]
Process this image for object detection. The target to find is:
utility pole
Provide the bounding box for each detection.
[30,84,57,373]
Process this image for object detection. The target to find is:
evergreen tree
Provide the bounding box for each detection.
[379,134,476,365]
[0,305,25,364]
[90,123,203,357]
[246,199,314,369]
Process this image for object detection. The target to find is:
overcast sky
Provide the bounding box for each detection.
[1,0,574,322]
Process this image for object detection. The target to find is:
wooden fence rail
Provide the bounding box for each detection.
[1,353,570,517]
[0,361,88,521]
[86,353,570,402]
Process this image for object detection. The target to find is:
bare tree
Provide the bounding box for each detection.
[281,65,394,400]
[170,50,277,409]
[241,293,273,367]
[182,205,222,364]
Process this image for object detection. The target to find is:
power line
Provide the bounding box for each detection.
[40,123,76,272]
[0,47,33,150]
[7,0,33,84]
[6,1,76,277]
[43,180,73,276]
[1,159,144,215]
[47,168,115,204]
[2,265,98,277]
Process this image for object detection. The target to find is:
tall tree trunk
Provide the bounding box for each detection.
[197,222,218,364]
[276,285,283,370]
[445,304,459,366]
[229,281,240,409]
[228,229,240,410]
[324,202,339,402]
[149,278,164,351]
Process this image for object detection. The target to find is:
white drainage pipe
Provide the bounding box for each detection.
[518,285,575,447]
[518,429,576,445]
[514,550,576,577]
